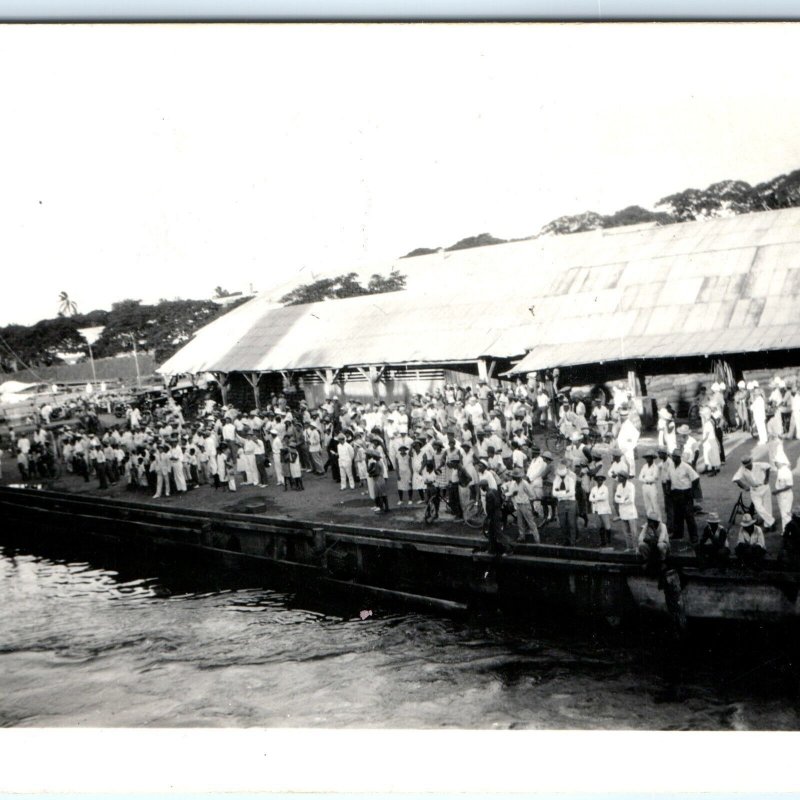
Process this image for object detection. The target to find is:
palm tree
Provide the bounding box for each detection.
[58,291,78,317]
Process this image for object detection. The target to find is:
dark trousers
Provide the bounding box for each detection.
[255,454,268,485]
[484,514,512,554]
[736,542,765,568]
[671,488,697,542]
[448,482,463,518]
[557,499,578,545]
[661,483,674,531]
[426,485,441,516]
[96,462,109,489]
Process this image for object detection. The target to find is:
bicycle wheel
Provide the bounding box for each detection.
[463,499,486,529]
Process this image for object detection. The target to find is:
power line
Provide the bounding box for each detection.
[0,333,47,383]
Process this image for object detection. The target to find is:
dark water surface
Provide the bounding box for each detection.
[2,537,800,729]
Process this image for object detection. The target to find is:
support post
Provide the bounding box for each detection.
[368,365,380,401]
[242,372,261,410]
[320,368,341,398]
[627,368,641,398]
[477,358,489,382]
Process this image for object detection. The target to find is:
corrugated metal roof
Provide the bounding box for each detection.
[160,206,800,375]
[159,291,534,374]
[509,210,800,373]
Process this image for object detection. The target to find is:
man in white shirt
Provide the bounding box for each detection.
[732,456,775,530]
[638,513,670,567]
[508,468,540,543]
[551,463,577,545]
[735,514,766,568]
[304,422,324,475]
[337,434,356,490]
[465,396,485,428]
[668,449,700,543]
[222,418,238,459]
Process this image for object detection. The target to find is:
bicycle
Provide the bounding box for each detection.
[422,487,485,529]
[545,425,605,456]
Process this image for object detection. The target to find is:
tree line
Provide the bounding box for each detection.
[0,297,248,373]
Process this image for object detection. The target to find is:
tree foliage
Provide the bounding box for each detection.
[445,233,507,252]
[0,317,88,372]
[279,270,407,306]
[92,298,228,363]
[401,246,440,258]
[401,168,800,253]
[0,296,248,373]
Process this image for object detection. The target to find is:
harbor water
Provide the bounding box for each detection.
[2,537,800,730]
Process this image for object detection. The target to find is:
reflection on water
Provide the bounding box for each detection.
[2,537,800,729]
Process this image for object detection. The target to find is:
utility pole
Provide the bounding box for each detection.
[123,333,141,388]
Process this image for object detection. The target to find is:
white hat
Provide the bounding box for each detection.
[710,382,719,392]
[738,380,746,389]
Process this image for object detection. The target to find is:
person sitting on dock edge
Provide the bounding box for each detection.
[638,512,670,571]
[735,514,766,569]
[695,511,730,568]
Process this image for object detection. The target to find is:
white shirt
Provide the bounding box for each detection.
[638,463,659,485]
[614,481,638,520]
[552,473,577,502]
[589,484,611,515]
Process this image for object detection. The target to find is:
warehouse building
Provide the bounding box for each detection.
[159,206,800,413]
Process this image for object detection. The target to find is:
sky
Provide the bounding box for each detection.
[2,22,800,325]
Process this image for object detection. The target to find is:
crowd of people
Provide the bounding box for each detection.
[3,369,800,571]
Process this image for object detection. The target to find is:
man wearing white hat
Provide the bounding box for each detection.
[677,424,700,468]
[735,514,766,568]
[657,407,677,454]
[337,434,356,490]
[695,511,730,567]
[638,450,660,520]
[613,468,638,550]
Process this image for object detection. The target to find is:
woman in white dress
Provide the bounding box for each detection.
[700,407,721,475]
